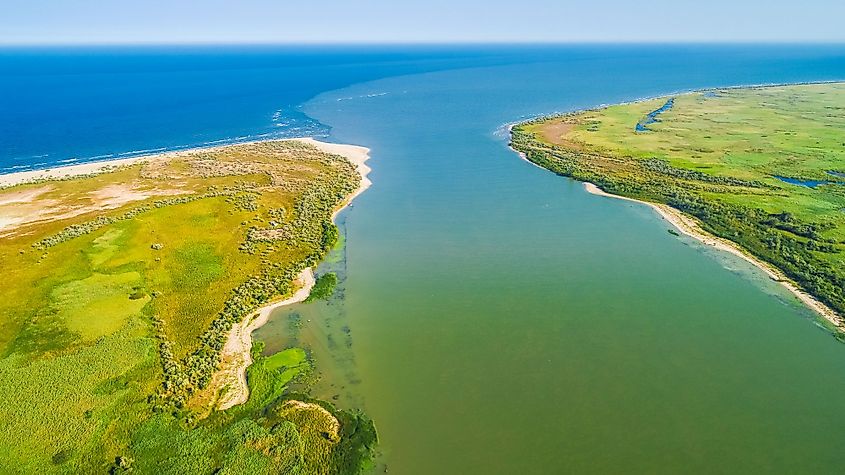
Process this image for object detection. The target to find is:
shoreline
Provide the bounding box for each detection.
[582,182,845,331]
[214,268,316,410]
[212,138,372,410]
[0,135,374,410]
[0,137,365,188]
[0,141,255,188]
[505,124,547,171]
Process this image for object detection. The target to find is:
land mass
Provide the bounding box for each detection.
[511,83,845,331]
[0,138,375,473]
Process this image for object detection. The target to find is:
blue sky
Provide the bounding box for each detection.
[2,0,844,44]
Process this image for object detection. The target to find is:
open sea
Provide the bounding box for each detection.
[6,44,845,473]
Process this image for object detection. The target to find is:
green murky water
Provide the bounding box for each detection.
[257,50,845,474]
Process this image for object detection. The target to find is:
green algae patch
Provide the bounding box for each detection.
[306,272,339,302]
[264,347,308,372]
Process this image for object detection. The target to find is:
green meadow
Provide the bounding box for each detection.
[0,141,375,473]
[513,83,845,321]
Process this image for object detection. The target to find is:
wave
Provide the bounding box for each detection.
[2,111,331,176]
[85,153,119,160]
[116,147,168,157]
[11,153,50,162]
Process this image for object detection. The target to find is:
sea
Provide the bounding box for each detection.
[5,44,845,473]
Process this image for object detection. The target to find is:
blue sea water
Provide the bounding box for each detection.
[0,45,555,171]
[7,44,845,473]
[3,44,845,172]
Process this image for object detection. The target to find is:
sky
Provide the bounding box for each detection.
[2,0,844,45]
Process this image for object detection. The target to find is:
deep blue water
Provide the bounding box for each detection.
[0,45,568,171]
[3,44,845,173]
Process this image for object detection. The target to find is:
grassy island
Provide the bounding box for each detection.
[0,139,376,473]
[511,83,845,329]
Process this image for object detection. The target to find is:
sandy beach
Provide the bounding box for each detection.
[0,137,372,189]
[298,137,373,221]
[213,268,316,410]
[1,147,183,187]
[583,182,844,331]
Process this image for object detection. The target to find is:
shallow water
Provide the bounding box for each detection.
[259,45,845,474]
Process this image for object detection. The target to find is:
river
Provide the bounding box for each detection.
[258,45,845,474]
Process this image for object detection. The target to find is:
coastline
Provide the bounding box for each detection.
[582,182,845,331]
[506,124,547,171]
[0,137,370,189]
[212,138,372,410]
[0,142,237,188]
[214,268,316,410]
[0,136,373,411]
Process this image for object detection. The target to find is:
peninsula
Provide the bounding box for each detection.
[511,83,845,331]
[0,139,376,474]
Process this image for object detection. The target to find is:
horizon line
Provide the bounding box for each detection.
[3,39,845,48]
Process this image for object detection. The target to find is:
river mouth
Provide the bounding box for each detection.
[291,47,845,474]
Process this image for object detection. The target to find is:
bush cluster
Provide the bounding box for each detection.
[153,151,359,409]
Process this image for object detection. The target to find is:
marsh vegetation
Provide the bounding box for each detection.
[0,140,375,473]
[512,83,845,325]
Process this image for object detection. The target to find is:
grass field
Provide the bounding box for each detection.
[0,140,375,473]
[512,83,845,323]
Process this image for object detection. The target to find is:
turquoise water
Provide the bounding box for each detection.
[5,45,845,473]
